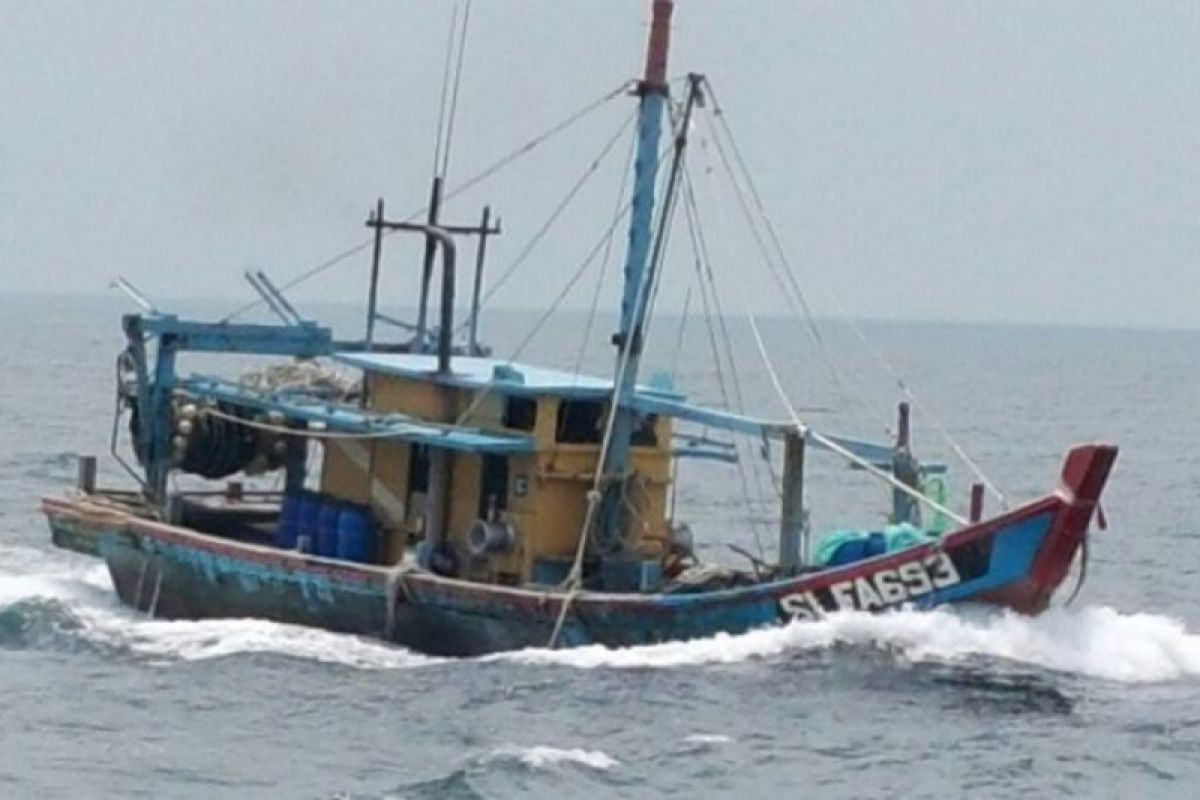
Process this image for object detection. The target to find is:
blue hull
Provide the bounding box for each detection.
[43,445,1117,656]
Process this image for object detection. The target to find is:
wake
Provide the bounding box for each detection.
[2,543,1198,682]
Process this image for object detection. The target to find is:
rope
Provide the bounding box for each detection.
[696,106,887,434]
[837,319,1009,507]
[701,76,1006,507]
[453,197,635,428]
[549,95,692,648]
[729,277,968,526]
[554,120,639,442]
[468,108,637,315]
[453,136,674,430]
[196,405,463,442]
[439,0,472,182]
[431,3,460,180]
[679,165,769,559]
[220,82,632,323]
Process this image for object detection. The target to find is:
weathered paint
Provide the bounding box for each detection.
[42,445,1118,658]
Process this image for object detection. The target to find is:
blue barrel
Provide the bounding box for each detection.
[274,492,303,549]
[316,499,342,558]
[296,491,321,553]
[335,504,377,564]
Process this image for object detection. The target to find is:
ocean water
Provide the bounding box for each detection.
[2,293,1200,798]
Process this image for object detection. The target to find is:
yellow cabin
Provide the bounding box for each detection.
[317,353,678,591]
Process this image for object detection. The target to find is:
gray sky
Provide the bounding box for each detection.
[2,1,1198,329]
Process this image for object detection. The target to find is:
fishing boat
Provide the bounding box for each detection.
[41,0,1117,656]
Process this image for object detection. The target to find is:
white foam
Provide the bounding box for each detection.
[498,606,1200,683]
[6,544,1200,682]
[487,745,619,770]
[0,549,435,670]
[97,615,441,670]
[0,549,110,607]
[684,733,733,745]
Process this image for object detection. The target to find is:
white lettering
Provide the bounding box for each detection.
[926,551,961,589]
[831,581,857,610]
[777,553,962,619]
[779,593,816,620]
[898,561,932,595]
[873,569,908,605]
[854,576,884,610]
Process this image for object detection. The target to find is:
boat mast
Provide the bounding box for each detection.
[595,0,674,544]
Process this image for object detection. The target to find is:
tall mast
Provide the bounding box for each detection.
[597,0,674,544]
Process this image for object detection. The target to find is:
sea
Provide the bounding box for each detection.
[2,292,1199,798]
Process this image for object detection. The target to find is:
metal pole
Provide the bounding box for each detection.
[778,429,806,574]
[415,177,444,351]
[76,455,97,494]
[369,221,458,553]
[891,401,921,525]
[468,205,492,355]
[366,198,385,350]
[969,482,985,523]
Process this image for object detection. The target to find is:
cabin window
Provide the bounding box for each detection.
[632,413,659,447]
[478,454,509,519]
[407,444,430,496]
[555,400,605,443]
[554,402,658,446]
[502,396,537,431]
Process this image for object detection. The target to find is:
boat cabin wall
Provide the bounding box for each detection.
[317,372,674,584]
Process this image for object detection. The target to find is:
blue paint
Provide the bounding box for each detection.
[79,495,1066,656]
[332,353,682,401]
[132,313,333,356]
[930,513,1052,605]
[121,312,334,502]
[335,504,377,564]
[275,491,303,549]
[178,375,534,455]
[316,500,342,558]
[297,491,321,553]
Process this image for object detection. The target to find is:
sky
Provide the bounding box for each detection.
[2,1,1199,329]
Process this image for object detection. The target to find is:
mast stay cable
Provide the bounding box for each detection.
[701,76,1006,507]
[679,164,769,561]
[220,82,632,323]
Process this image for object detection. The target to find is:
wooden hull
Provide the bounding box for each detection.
[41,445,1117,657]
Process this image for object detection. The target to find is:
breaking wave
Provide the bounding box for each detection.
[496,605,1200,683]
[483,745,619,771]
[683,733,733,745]
[3,543,1200,681]
[0,545,436,669]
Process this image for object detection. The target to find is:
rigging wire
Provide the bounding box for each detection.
[549,132,683,647]
[679,168,769,559]
[453,197,637,429]
[463,107,637,319]
[220,82,632,323]
[431,3,461,181]
[731,280,968,526]
[680,162,772,557]
[555,117,640,442]
[439,0,473,182]
[701,77,1006,507]
[696,104,887,435]
[453,134,673,431]
[667,284,692,386]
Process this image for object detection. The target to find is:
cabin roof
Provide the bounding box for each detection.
[334,353,685,401]
[178,375,535,454]
[328,353,913,469]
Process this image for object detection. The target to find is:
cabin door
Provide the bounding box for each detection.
[479,455,508,521]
